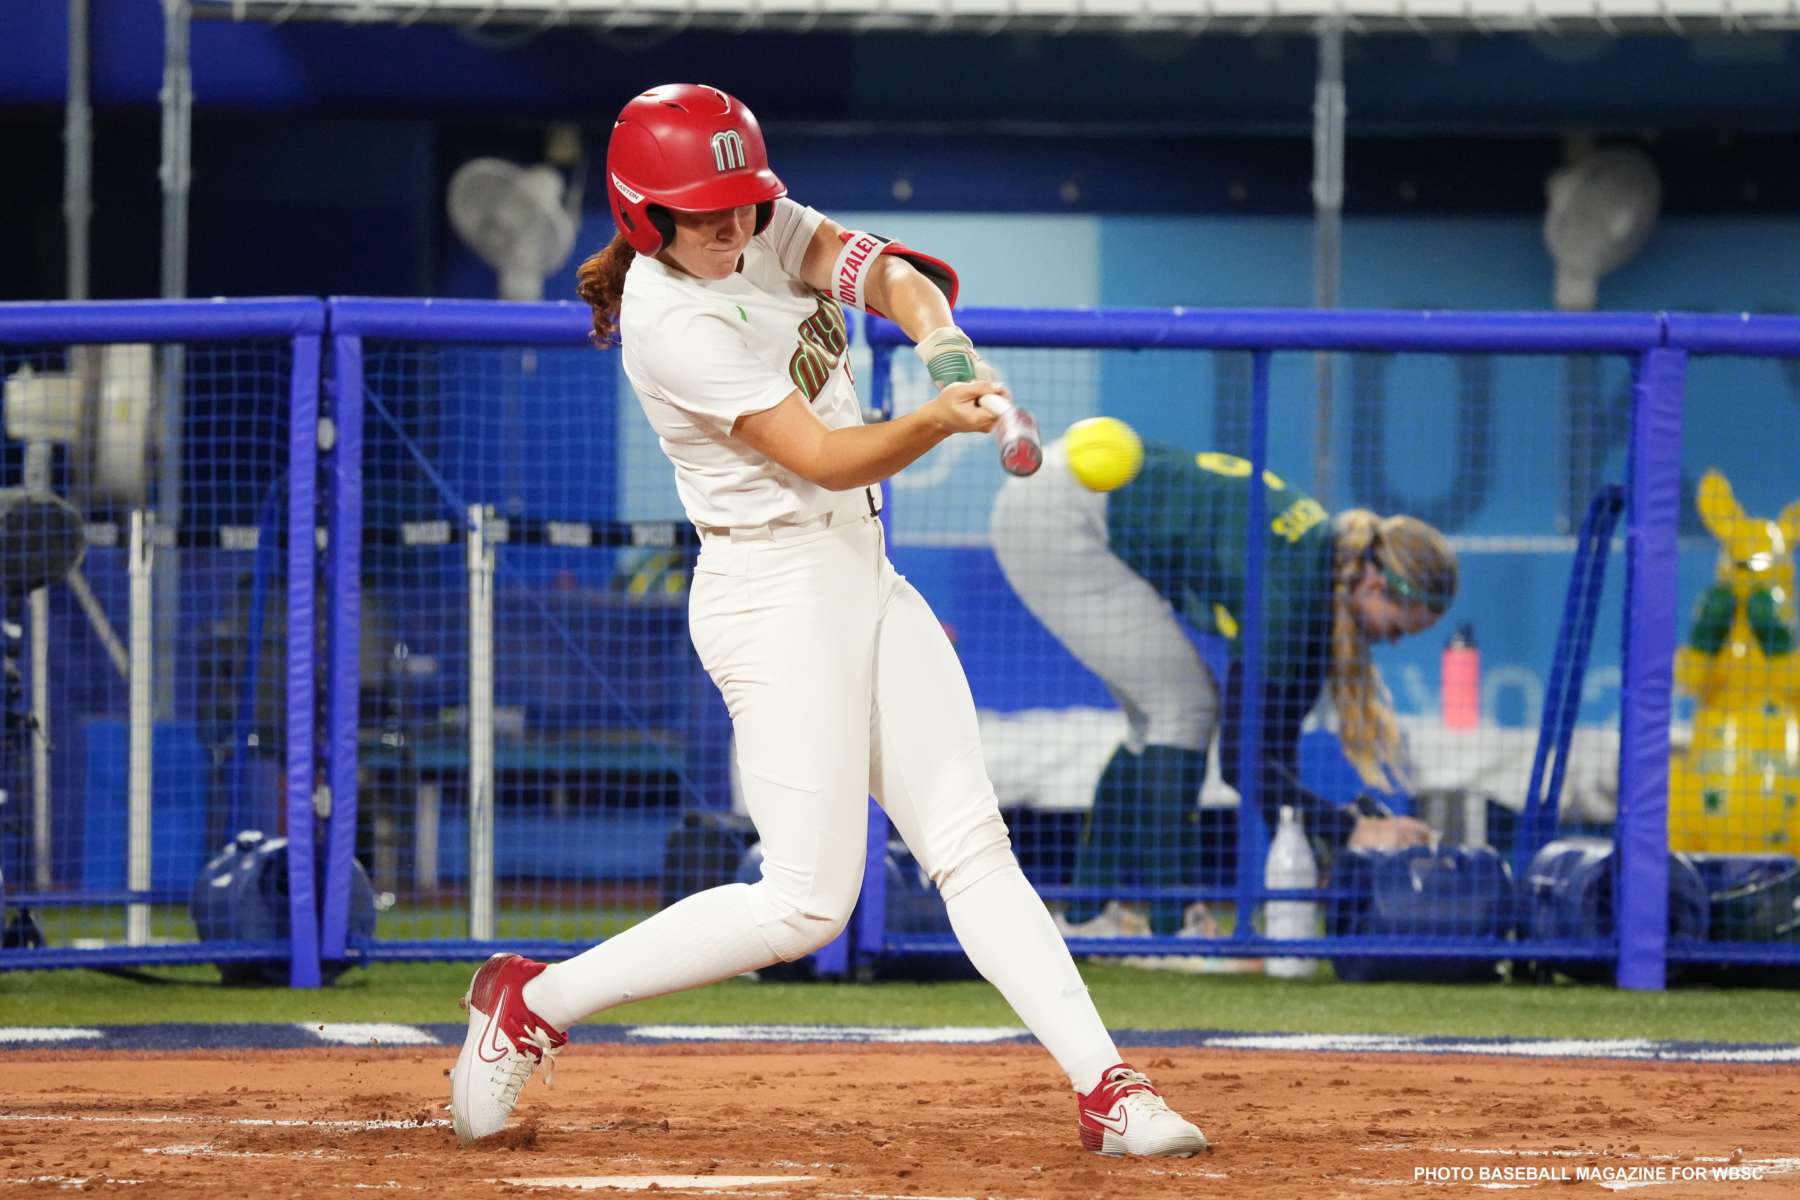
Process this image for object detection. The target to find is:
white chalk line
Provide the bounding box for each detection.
[1,1176,143,1188]
[0,1112,449,1131]
[624,1024,1024,1045]
[501,1176,811,1193]
[306,1022,442,1047]
[143,1143,351,1159]
[0,1028,104,1045]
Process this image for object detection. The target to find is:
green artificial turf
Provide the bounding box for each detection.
[3,958,1797,1045]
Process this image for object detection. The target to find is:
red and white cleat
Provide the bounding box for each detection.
[449,953,568,1142]
[1076,1063,1210,1157]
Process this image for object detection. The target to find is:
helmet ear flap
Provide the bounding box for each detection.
[647,206,675,253]
[753,201,774,234]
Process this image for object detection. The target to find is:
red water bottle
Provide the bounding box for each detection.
[1441,623,1479,730]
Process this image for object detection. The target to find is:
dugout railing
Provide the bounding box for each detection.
[2,298,1797,990]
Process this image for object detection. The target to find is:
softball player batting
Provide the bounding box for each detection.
[448,83,1207,1159]
[989,440,1455,939]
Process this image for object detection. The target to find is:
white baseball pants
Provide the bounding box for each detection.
[523,495,1120,1093]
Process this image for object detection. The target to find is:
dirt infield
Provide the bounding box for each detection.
[1,1043,1794,1197]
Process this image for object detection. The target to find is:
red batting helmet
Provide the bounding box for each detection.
[606,84,786,256]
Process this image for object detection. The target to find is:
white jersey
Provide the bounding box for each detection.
[620,198,867,530]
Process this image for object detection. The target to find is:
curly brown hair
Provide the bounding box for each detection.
[575,233,635,348]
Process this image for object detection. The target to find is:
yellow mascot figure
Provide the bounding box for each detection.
[1668,469,1800,853]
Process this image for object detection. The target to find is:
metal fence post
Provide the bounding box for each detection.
[468,504,497,942]
[126,510,154,947]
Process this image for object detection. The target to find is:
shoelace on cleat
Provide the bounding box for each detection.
[1120,1087,1180,1122]
[492,1026,563,1110]
[1107,1071,1191,1129]
[524,1027,562,1089]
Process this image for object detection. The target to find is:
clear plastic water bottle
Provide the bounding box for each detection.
[1263,805,1319,979]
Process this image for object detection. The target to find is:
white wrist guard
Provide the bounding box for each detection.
[915,325,986,386]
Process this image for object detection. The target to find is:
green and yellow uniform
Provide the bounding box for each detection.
[1061,450,1359,932]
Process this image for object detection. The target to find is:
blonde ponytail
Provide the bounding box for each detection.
[1328,510,1458,790]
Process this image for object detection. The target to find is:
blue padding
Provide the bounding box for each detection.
[866,308,1666,354]
[0,298,324,343]
[286,332,323,989]
[430,810,680,882]
[1617,347,1686,990]
[1662,313,1800,356]
[328,297,593,344]
[323,333,367,961]
[79,719,211,894]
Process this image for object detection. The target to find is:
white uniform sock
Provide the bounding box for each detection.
[944,863,1121,1095]
[520,882,778,1032]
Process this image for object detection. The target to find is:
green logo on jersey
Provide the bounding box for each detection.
[787,294,849,402]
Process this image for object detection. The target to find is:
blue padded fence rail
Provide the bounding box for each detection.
[285,331,323,988]
[887,934,1624,962]
[866,308,1667,353]
[1231,351,1273,941]
[1618,348,1686,991]
[2,942,298,971]
[1660,313,1800,356]
[328,297,593,344]
[867,307,1800,356]
[0,298,325,343]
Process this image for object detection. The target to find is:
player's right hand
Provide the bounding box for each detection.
[1346,814,1433,850]
[926,380,1004,435]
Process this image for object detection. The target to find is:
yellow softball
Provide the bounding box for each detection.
[1063,417,1144,493]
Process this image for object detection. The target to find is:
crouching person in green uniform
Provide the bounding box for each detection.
[989,439,1457,940]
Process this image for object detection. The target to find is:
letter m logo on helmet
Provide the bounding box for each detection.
[710,131,747,173]
[605,83,787,255]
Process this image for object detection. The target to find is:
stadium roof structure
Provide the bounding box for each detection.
[194,0,1800,36]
